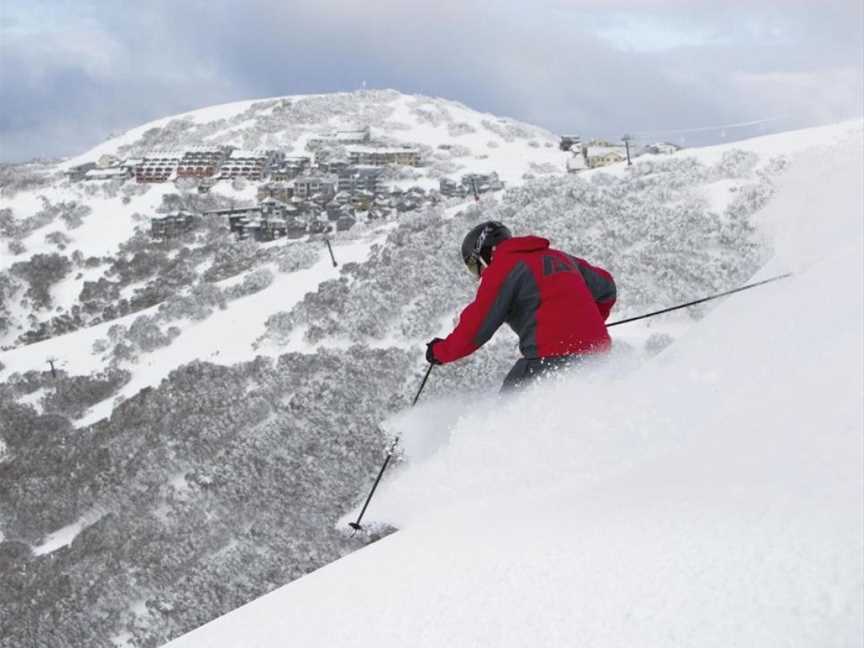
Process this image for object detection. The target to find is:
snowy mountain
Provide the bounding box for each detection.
[165,124,864,648]
[0,88,861,647]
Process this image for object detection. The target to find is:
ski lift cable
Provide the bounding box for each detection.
[629,115,790,140]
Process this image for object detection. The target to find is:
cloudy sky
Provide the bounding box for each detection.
[1,0,862,162]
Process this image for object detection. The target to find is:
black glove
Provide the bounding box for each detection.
[426,338,444,365]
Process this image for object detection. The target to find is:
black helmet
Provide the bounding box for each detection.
[461,221,512,278]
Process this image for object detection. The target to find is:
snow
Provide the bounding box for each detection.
[32,509,105,556]
[15,387,46,414]
[164,125,863,647]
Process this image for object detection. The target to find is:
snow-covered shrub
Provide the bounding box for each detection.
[100,178,127,199]
[0,344,414,647]
[44,231,72,250]
[711,149,759,179]
[259,311,294,345]
[79,278,121,315]
[0,208,15,237]
[19,198,92,230]
[448,122,476,137]
[480,118,536,142]
[0,163,52,197]
[108,248,170,284]
[158,282,227,322]
[110,341,137,364]
[9,253,73,310]
[127,314,174,352]
[275,244,319,273]
[426,160,463,179]
[412,106,451,127]
[224,268,274,300]
[119,119,195,156]
[758,156,790,181]
[204,239,260,282]
[122,182,151,201]
[529,162,559,174]
[378,120,411,132]
[446,144,472,158]
[40,369,131,418]
[7,240,25,256]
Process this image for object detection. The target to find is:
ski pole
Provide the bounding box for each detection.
[607,273,791,328]
[349,363,434,532]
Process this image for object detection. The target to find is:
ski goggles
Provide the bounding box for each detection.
[464,254,484,279]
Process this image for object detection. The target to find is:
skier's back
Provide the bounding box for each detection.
[426,221,616,391]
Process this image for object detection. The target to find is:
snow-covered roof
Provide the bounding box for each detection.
[144,149,184,157]
[348,146,419,155]
[183,145,226,154]
[230,149,269,159]
[295,174,338,183]
[585,145,626,156]
[84,168,130,178]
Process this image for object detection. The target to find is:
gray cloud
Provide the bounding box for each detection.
[0,0,861,162]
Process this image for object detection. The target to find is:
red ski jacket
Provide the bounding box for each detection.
[432,236,616,364]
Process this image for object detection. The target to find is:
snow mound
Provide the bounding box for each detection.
[164,128,863,647]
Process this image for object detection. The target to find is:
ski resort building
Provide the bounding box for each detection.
[259,197,291,219]
[242,218,289,242]
[462,172,503,194]
[347,146,420,167]
[122,158,144,174]
[83,167,132,181]
[336,167,384,194]
[643,142,682,155]
[136,151,183,183]
[559,135,581,152]
[176,147,228,178]
[150,212,197,238]
[219,150,283,181]
[64,162,98,182]
[257,182,295,203]
[583,145,627,169]
[440,172,503,197]
[270,156,312,181]
[293,174,338,201]
[307,126,371,148]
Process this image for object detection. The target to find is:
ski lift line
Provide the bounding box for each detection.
[607,273,792,328]
[630,115,789,139]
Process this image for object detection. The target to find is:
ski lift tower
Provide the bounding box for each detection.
[622,134,634,166]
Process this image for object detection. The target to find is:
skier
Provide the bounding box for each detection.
[425,221,616,391]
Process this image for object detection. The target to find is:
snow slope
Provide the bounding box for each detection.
[0,234,378,427]
[1,89,569,347]
[62,89,566,185]
[164,130,863,646]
